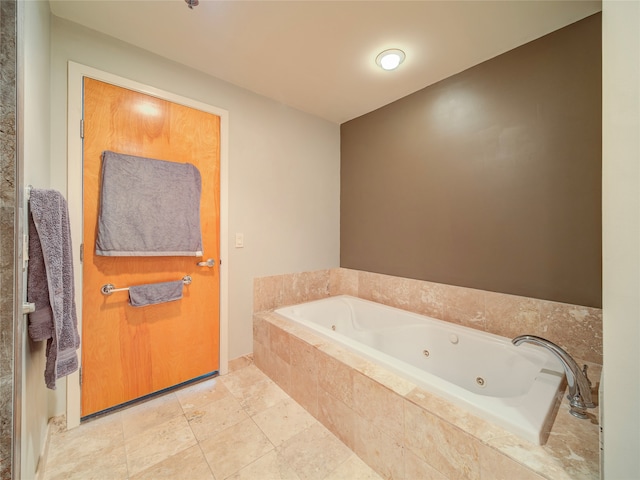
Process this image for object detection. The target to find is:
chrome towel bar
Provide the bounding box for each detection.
[101,275,192,296]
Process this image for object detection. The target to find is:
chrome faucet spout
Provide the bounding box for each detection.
[512,334,595,419]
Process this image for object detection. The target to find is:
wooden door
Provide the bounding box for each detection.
[81,78,220,416]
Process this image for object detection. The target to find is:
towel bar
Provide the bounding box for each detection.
[101,275,192,296]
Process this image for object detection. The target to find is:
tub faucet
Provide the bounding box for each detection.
[512,334,596,419]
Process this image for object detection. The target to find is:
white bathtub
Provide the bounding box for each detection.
[275,295,565,444]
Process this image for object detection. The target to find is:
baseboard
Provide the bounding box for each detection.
[34,415,61,480]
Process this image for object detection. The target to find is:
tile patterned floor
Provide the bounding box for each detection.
[42,357,383,480]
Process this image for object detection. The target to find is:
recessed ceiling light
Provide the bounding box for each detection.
[375,49,406,71]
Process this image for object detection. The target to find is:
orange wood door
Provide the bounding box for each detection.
[81,78,220,416]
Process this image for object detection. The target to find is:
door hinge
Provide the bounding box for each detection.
[80,243,84,263]
[80,119,84,139]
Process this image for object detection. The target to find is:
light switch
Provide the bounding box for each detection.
[235,233,244,248]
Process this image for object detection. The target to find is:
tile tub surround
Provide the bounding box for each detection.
[253,268,603,367]
[253,310,600,480]
[253,268,602,479]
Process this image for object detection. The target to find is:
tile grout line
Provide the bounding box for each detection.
[179,381,222,479]
[123,391,199,479]
[195,441,217,479]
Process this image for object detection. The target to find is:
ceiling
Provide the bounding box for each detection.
[49,0,601,124]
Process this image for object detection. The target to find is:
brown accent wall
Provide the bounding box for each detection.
[341,14,602,308]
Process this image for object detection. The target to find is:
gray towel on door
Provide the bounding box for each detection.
[96,151,203,256]
[129,280,184,307]
[27,189,80,390]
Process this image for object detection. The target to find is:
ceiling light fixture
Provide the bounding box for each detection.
[375,49,406,71]
[185,0,199,9]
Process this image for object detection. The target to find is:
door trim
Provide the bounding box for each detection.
[66,61,230,429]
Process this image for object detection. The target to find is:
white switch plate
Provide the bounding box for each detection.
[235,233,244,248]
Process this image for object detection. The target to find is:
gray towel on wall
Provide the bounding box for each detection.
[129,280,184,307]
[96,150,203,256]
[27,189,80,390]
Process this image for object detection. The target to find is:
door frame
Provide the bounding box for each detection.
[66,61,229,429]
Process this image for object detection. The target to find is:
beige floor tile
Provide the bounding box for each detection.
[46,413,124,467]
[219,364,272,396]
[200,417,275,479]
[46,464,129,480]
[175,376,232,413]
[252,397,318,446]
[186,392,249,442]
[228,450,301,480]
[220,362,290,416]
[43,443,128,480]
[240,378,293,416]
[43,362,380,480]
[130,445,214,480]
[277,423,353,480]
[323,454,384,480]
[125,414,198,476]
[120,392,184,440]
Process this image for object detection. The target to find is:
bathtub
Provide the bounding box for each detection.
[275,295,565,445]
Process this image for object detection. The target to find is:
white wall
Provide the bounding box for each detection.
[20,1,52,477]
[602,0,640,478]
[49,16,340,393]
[23,4,639,479]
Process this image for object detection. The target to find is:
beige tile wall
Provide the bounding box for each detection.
[254,268,603,366]
[253,267,601,479]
